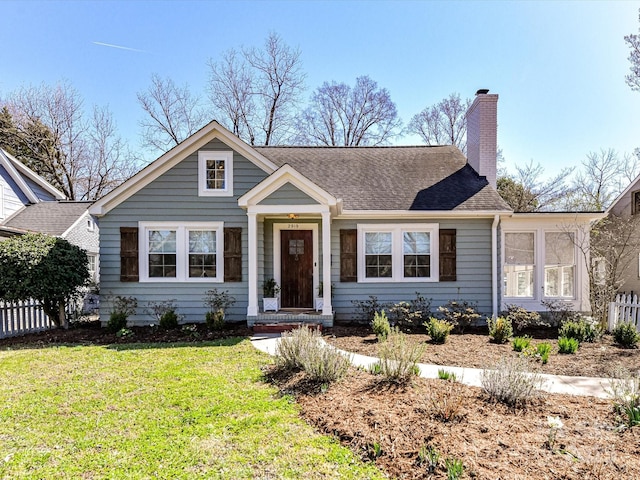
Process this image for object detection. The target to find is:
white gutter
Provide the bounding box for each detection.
[491,214,500,318]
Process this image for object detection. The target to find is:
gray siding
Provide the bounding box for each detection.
[0,166,27,220]
[258,182,319,205]
[99,139,268,325]
[25,178,58,201]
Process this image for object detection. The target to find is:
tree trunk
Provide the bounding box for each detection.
[59,301,68,329]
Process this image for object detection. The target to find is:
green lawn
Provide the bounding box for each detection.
[0,339,385,479]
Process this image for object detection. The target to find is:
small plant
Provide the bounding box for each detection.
[612,321,640,348]
[352,296,390,323]
[536,342,552,365]
[369,442,383,459]
[557,336,579,354]
[417,445,440,472]
[429,381,465,422]
[445,457,464,480]
[389,301,423,328]
[410,292,432,323]
[275,325,320,370]
[546,415,564,451]
[262,278,281,297]
[606,368,640,428]
[115,327,133,338]
[438,300,481,333]
[368,363,382,375]
[541,299,579,326]
[488,316,513,344]
[107,295,138,333]
[424,317,454,344]
[204,288,236,330]
[146,300,181,329]
[375,329,425,383]
[503,304,544,332]
[481,356,544,407]
[559,317,601,343]
[512,336,531,352]
[301,341,351,383]
[438,369,457,382]
[371,310,391,340]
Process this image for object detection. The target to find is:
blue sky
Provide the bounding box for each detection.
[1,0,639,177]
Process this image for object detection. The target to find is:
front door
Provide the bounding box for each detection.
[281,229,313,308]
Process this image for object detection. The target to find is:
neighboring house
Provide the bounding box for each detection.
[89,90,600,327]
[0,148,99,283]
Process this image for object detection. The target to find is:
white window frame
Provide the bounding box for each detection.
[503,230,536,299]
[198,150,233,197]
[139,221,224,283]
[87,254,97,282]
[543,230,576,300]
[357,223,439,283]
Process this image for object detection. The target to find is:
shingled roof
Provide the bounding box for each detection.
[4,201,92,236]
[253,145,511,212]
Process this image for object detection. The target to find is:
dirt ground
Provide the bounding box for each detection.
[3,322,640,479]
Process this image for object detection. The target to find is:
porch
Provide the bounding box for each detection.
[248,308,335,331]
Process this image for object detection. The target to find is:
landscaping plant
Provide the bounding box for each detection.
[371,310,391,340]
[374,330,425,383]
[438,300,481,333]
[107,295,138,333]
[203,288,236,330]
[445,458,464,480]
[352,295,390,323]
[275,325,321,370]
[559,317,601,343]
[147,300,181,329]
[429,381,465,423]
[606,368,640,428]
[301,342,351,383]
[535,342,552,365]
[512,336,531,352]
[488,316,513,344]
[503,304,544,332]
[389,301,423,328]
[417,445,440,473]
[612,321,640,348]
[481,356,544,407]
[437,369,458,382]
[558,336,579,354]
[424,317,454,344]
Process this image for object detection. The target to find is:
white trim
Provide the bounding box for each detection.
[89,121,278,216]
[357,223,439,283]
[247,204,330,215]
[338,209,510,220]
[61,210,92,238]
[321,211,333,315]
[247,213,259,316]
[0,148,66,201]
[0,184,4,220]
[198,150,233,197]
[273,223,319,307]
[138,221,223,283]
[607,173,640,214]
[491,214,499,318]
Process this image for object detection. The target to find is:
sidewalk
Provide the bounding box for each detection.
[250,333,610,398]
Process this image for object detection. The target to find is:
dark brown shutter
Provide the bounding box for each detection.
[120,227,139,282]
[340,229,357,282]
[224,227,242,282]
[439,229,456,282]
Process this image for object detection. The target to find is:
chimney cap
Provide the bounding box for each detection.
[476,89,490,95]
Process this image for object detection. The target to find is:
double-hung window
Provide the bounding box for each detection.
[198,151,233,197]
[358,224,438,282]
[544,232,575,298]
[503,232,535,298]
[140,222,223,282]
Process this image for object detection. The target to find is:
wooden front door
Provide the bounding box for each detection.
[281,229,313,308]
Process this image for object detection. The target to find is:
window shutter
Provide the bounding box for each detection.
[224,227,242,282]
[340,229,357,282]
[120,227,139,282]
[439,229,456,282]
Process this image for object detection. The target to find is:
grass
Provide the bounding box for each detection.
[0,339,385,479]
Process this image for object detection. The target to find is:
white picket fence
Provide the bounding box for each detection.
[0,299,53,339]
[608,293,640,331]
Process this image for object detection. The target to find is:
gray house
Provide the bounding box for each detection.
[90,90,598,327]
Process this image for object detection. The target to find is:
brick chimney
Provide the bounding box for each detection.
[466,89,498,188]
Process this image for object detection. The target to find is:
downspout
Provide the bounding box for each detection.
[491,214,500,318]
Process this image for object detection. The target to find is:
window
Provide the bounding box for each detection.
[198,151,233,196]
[87,218,95,232]
[504,232,535,298]
[87,254,97,281]
[139,222,223,282]
[358,224,438,282]
[633,190,640,215]
[544,232,574,298]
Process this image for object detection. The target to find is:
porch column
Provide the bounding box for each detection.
[247,212,259,316]
[321,210,332,315]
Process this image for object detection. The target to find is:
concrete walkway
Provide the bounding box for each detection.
[250,333,611,398]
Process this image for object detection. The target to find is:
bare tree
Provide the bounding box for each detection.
[294,75,402,146]
[406,93,471,153]
[497,160,574,212]
[137,74,207,152]
[208,32,306,145]
[625,8,640,92]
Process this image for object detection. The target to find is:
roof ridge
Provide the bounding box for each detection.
[254,144,454,149]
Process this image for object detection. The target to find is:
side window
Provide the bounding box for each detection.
[503,232,535,298]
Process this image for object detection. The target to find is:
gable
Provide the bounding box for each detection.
[608,175,640,216]
[257,182,320,206]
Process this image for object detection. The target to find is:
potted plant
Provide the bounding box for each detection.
[203,288,236,330]
[315,281,334,312]
[262,278,281,312]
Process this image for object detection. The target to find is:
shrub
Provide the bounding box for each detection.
[557,336,579,354]
[371,310,391,340]
[107,312,128,333]
[503,304,544,332]
[481,356,544,407]
[541,299,579,326]
[437,369,458,382]
[389,301,423,328]
[275,325,320,370]
[159,309,179,329]
[606,368,640,428]
[559,317,601,343]
[438,300,481,333]
[512,336,531,352]
[424,317,454,344]
[536,342,552,365]
[146,300,181,329]
[410,292,432,323]
[488,316,513,344]
[352,296,390,323]
[429,381,465,423]
[205,311,225,331]
[613,322,640,348]
[375,330,425,382]
[300,342,351,383]
[106,295,138,333]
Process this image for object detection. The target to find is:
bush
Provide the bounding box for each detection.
[606,368,640,428]
[613,322,640,348]
[438,300,481,333]
[541,299,579,326]
[375,330,425,382]
[429,381,465,423]
[371,310,391,340]
[389,301,423,328]
[424,317,454,344]
[275,325,320,370]
[159,309,179,329]
[106,295,138,333]
[557,336,579,354]
[410,292,432,324]
[107,312,128,333]
[301,342,351,383]
[503,305,544,332]
[559,317,601,343]
[146,300,181,329]
[512,336,531,352]
[488,316,513,344]
[481,356,544,407]
[205,311,225,331]
[352,296,390,323]
[536,342,552,365]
